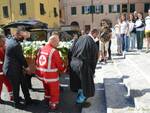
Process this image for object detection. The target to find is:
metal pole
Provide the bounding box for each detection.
[9,0,12,22]
[91,0,94,23]
[128,0,130,14]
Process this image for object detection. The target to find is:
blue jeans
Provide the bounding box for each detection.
[130,33,136,49]
[121,34,129,52]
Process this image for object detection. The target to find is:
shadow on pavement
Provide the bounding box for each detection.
[104,77,135,109]
[130,88,150,98]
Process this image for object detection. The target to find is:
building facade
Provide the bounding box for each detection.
[63,0,150,32]
[0,0,60,28]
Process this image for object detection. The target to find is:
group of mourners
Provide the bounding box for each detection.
[0,9,150,111]
[0,26,99,111]
[114,9,150,56]
[97,9,150,64]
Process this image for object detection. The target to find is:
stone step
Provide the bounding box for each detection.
[113,54,150,112]
[125,54,150,112]
[114,58,150,92]
[81,84,106,113]
[112,53,125,60]
[104,78,134,113]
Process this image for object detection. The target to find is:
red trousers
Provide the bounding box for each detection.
[0,75,13,100]
[43,81,60,105]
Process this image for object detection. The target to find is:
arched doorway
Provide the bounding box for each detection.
[70,21,79,27]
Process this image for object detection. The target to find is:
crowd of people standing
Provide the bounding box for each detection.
[114,9,150,56]
[0,25,99,111]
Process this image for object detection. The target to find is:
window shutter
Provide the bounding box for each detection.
[101,5,103,13]
[117,5,120,13]
[109,5,112,13]
[144,3,150,12]
[90,5,95,13]
[130,4,135,13]
[82,6,85,14]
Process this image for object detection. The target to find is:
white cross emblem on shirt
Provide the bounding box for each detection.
[39,55,47,66]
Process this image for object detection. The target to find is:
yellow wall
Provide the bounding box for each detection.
[33,0,60,28]
[0,0,10,25]
[0,0,60,28]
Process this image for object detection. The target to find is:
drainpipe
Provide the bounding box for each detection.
[9,0,13,22]
[91,0,94,24]
[127,0,130,14]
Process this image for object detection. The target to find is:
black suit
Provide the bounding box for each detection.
[70,35,99,98]
[3,37,31,104]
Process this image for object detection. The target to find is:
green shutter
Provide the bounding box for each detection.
[144,3,150,12]
[109,5,112,13]
[101,5,103,13]
[117,5,120,13]
[130,4,135,13]
[82,6,84,14]
[90,5,95,13]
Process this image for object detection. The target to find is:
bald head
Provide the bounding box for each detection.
[48,34,60,48]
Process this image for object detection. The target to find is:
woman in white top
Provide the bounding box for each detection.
[119,14,129,52]
[114,19,122,55]
[135,12,145,50]
[128,13,136,50]
[145,9,150,53]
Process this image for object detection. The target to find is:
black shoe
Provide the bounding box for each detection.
[25,99,33,105]
[13,103,25,109]
[19,96,24,101]
[0,99,5,104]
[25,99,36,105]
[107,57,112,60]
[99,59,104,62]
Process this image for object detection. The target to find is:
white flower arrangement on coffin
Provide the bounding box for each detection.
[21,41,46,58]
[57,41,72,61]
[21,40,72,61]
[21,40,72,73]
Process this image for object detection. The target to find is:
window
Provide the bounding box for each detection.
[95,5,103,13]
[144,3,150,13]
[122,4,128,12]
[71,7,76,15]
[40,3,45,15]
[130,4,135,13]
[54,7,58,17]
[3,6,9,18]
[109,4,120,13]
[82,6,90,14]
[84,6,90,14]
[20,3,26,15]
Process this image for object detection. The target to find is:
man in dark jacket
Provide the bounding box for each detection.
[3,26,32,108]
[70,28,99,104]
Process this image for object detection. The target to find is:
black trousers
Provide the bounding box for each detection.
[26,74,33,89]
[108,40,112,58]
[7,71,31,104]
